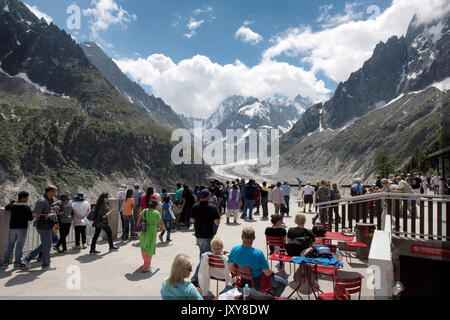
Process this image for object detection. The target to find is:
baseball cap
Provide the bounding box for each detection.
[199,189,211,199]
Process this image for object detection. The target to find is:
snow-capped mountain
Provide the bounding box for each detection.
[278,13,450,183]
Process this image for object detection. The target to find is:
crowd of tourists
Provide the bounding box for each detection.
[1,172,448,298]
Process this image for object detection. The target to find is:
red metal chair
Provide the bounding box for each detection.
[208,254,228,296]
[234,264,255,288]
[317,276,362,300]
[266,236,286,262]
[234,264,274,294]
[344,242,368,264]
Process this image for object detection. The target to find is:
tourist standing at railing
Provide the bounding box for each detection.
[23,186,59,271]
[123,189,137,240]
[90,193,119,255]
[53,193,73,254]
[1,192,33,270]
[438,178,445,196]
[409,173,422,195]
[313,181,330,225]
[432,173,441,195]
[72,192,90,250]
[132,184,145,225]
[391,176,415,216]
[117,184,127,239]
[329,184,341,224]
[381,179,391,193]
[138,200,166,273]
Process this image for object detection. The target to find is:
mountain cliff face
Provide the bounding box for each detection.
[278,14,450,183]
[0,0,211,203]
[80,42,185,131]
[281,14,450,149]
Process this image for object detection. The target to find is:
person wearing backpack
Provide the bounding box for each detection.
[1,191,33,270]
[312,181,330,225]
[159,196,176,242]
[90,193,119,255]
[351,179,363,197]
[72,192,90,250]
[286,213,315,256]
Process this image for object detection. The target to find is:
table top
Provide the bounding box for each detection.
[319,232,354,242]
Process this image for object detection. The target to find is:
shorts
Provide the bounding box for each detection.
[304,195,313,204]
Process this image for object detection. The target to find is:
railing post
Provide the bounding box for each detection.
[402,200,408,235]
[375,199,382,230]
[437,201,443,239]
[342,204,346,230]
[411,200,417,238]
[446,202,449,242]
[420,200,425,239]
[394,199,400,233]
[428,199,434,240]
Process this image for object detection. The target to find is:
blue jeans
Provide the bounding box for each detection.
[123,215,135,236]
[191,237,212,282]
[2,229,28,266]
[249,274,288,298]
[242,199,255,219]
[184,208,192,228]
[25,229,52,268]
[284,196,290,215]
[261,197,269,218]
[160,220,173,241]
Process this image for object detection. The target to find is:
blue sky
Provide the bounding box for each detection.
[23,0,440,117]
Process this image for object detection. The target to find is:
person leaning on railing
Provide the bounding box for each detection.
[391,176,415,216]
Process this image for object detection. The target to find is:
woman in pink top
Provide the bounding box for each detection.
[141,187,158,210]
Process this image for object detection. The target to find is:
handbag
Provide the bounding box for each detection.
[280,204,289,214]
[135,210,147,234]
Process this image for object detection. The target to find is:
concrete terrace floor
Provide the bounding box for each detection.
[0,200,373,300]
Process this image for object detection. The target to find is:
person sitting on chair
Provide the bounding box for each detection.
[228,227,288,297]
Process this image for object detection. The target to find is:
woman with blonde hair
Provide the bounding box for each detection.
[198,236,233,297]
[161,254,203,300]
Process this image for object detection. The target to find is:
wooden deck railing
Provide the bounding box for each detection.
[318,193,450,241]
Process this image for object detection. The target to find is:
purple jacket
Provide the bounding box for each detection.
[227,188,241,210]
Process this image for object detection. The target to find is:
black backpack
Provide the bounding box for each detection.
[285,237,312,257]
[350,186,360,197]
[312,225,326,238]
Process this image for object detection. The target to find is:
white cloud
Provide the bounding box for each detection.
[194,6,213,15]
[83,0,137,39]
[235,21,263,45]
[115,55,330,118]
[263,0,450,83]
[25,3,53,24]
[317,2,365,28]
[184,18,205,38]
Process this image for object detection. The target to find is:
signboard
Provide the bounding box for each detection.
[411,245,450,258]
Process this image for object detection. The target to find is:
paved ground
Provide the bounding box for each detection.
[0,199,373,300]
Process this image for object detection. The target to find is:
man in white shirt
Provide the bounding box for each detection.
[301,182,315,213]
[432,174,441,195]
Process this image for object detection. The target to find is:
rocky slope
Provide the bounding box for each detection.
[0,0,211,204]
[80,42,185,131]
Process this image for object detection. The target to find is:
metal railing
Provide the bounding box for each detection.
[316,192,450,241]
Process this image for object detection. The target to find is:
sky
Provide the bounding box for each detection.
[23,0,450,118]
